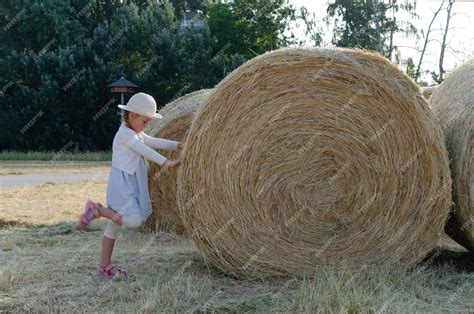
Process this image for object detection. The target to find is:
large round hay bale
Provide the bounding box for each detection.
[147,89,212,136]
[177,47,452,278]
[145,89,211,233]
[430,59,473,251]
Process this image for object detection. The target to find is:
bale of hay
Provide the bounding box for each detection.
[144,89,212,233]
[147,89,212,136]
[177,47,452,278]
[430,59,473,251]
[422,86,436,99]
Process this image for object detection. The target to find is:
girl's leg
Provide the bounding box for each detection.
[98,205,123,225]
[80,201,122,232]
[99,213,141,267]
[97,210,142,279]
[100,220,121,270]
[99,233,127,279]
[99,219,128,279]
[101,236,116,267]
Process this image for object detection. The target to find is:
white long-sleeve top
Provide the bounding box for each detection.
[111,122,179,175]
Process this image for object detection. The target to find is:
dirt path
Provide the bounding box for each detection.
[0,172,108,188]
[0,161,110,188]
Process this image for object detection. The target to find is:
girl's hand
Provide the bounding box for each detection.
[177,142,184,149]
[163,158,182,169]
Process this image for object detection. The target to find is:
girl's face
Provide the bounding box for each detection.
[128,112,151,133]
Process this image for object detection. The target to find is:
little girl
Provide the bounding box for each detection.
[79,92,183,280]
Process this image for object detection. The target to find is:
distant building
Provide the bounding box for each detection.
[181,10,206,30]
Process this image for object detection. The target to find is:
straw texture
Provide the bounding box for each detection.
[177,47,452,278]
[145,89,211,233]
[147,89,212,137]
[430,59,473,251]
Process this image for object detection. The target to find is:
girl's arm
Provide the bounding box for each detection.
[142,133,180,150]
[127,137,168,166]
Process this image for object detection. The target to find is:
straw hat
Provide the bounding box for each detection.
[118,92,163,119]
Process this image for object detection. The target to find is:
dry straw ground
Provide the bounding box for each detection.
[0,162,473,312]
[430,58,474,251]
[177,47,452,278]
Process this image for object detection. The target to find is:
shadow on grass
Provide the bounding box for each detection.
[0,219,103,238]
[3,217,472,274]
[0,218,37,229]
[422,248,474,272]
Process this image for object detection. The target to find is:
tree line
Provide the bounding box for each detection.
[0,0,458,151]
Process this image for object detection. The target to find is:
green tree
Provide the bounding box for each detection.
[169,0,209,21]
[0,0,243,151]
[207,0,296,59]
[326,0,418,60]
[297,6,323,46]
[207,2,244,56]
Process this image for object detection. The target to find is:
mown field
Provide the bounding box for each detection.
[0,162,473,313]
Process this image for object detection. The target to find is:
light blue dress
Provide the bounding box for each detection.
[106,156,152,222]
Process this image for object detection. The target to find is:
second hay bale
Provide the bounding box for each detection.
[430,58,474,251]
[145,89,211,233]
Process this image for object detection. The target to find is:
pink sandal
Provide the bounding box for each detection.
[79,200,101,232]
[98,263,128,280]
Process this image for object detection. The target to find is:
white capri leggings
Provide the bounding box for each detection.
[104,213,142,239]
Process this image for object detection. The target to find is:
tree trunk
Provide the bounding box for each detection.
[371,0,384,55]
[388,0,395,60]
[416,0,444,82]
[439,0,455,82]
